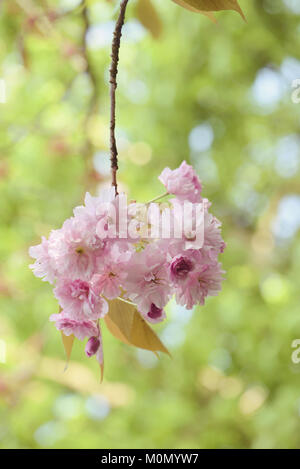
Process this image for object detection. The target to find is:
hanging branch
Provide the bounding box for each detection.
[110,0,129,196]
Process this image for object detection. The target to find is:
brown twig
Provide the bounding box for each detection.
[109,0,129,196]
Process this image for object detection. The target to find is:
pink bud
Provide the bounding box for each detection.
[85,336,100,358]
[147,303,163,321]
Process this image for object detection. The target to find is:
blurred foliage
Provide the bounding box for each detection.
[1,0,300,449]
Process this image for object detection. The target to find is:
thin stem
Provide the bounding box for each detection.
[146,192,169,204]
[109,0,129,196]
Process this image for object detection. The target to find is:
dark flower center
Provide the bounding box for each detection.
[171,257,193,278]
[148,303,163,319]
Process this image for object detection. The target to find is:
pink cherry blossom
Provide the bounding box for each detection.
[73,188,116,219]
[159,160,202,203]
[49,312,98,340]
[123,245,171,315]
[54,278,108,320]
[29,166,226,366]
[174,254,225,309]
[170,255,194,281]
[47,218,100,281]
[92,264,126,300]
[92,244,130,299]
[29,236,56,284]
[203,211,226,259]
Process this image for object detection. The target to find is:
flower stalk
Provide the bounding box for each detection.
[110,0,130,196]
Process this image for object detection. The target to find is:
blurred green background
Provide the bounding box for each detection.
[1,0,300,449]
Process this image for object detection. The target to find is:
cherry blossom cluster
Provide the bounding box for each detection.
[29,161,226,364]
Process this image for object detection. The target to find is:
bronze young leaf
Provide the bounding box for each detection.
[61,332,75,366]
[172,0,217,21]
[136,0,163,39]
[172,0,245,20]
[105,298,171,356]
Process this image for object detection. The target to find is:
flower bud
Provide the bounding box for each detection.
[147,303,164,321]
[85,336,100,357]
